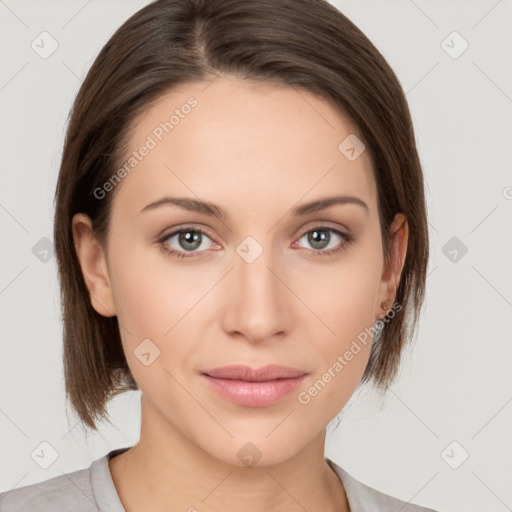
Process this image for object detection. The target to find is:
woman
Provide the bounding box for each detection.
[0,0,437,510]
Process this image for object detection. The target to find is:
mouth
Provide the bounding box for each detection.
[201,364,308,407]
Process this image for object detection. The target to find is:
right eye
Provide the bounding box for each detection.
[158,226,217,259]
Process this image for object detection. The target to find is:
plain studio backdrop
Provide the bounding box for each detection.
[1,1,511,511]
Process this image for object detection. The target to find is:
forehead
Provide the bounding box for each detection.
[113,77,377,217]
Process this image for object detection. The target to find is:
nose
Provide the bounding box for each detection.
[221,242,291,344]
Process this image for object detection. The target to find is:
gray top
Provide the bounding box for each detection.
[0,447,438,511]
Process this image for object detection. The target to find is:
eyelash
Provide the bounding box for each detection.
[157,224,354,260]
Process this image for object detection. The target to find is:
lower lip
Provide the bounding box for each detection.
[202,374,307,407]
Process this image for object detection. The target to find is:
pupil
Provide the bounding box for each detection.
[179,231,201,250]
[309,229,329,250]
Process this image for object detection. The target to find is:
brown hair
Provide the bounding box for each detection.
[54,0,429,431]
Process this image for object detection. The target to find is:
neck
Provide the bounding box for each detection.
[108,395,350,512]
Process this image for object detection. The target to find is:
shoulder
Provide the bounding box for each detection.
[327,458,440,512]
[0,465,95,512]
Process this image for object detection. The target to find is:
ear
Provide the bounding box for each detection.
[72,213,116,317]
[375,213,408,320]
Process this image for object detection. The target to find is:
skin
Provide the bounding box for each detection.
[72,76,408,512]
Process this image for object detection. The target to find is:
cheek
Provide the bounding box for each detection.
[290,244,382,407]
[109,241,192,332]
[107,244,213,376]
[294,247,382,343]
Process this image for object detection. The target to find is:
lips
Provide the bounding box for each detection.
[201,364,308,407]
[203,364,307,381]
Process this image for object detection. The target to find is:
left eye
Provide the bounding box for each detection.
[295,227,350,255]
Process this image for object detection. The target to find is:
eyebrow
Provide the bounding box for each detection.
[139,195,369,218]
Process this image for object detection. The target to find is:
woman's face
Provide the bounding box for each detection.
[75,76,406,466]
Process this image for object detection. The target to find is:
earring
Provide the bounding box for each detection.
[379,301,388,319]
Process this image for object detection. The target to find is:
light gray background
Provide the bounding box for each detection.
[1,1,511,510]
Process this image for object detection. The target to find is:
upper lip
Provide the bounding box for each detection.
[203,364,308,382]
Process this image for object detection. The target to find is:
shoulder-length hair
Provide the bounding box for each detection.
[54,0,429,431]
